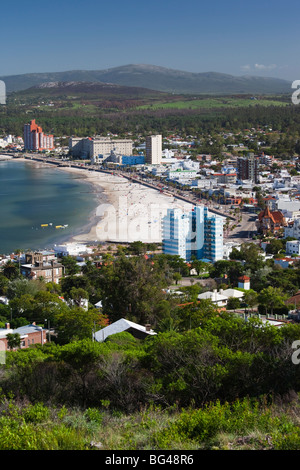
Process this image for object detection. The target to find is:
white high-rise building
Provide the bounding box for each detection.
[162,206,224,262]
[146,135,162,164]
[162,208,190,260]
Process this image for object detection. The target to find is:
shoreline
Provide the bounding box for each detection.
[9,157,195,246]
[56,165,194,245]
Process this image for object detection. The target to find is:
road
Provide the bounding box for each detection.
[224,212,258,244]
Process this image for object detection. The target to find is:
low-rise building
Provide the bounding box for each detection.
[167,168,198,181]
[197,288,244,308]
[0,322,47,351]
[21,251,64,284]
[285,219,300,239]
[286,240,300,256]
[197,290,228,307]
[256,207,286,235]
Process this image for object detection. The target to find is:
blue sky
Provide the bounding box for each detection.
[1,0,299,81]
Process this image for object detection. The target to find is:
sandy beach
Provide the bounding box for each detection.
[55,165,194,244]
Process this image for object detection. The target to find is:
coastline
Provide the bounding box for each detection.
[0,158,105,253]
[49,165,194,245]
[9,157,194,246]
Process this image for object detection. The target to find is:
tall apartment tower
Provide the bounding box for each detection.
[202,208,224,262]
[145,135,162,164]
[24,119,54,151]
[162,208,190,260]
[162,206,223,262]
[237,152,259,183]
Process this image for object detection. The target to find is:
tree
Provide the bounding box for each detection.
[127,241,147,255]
[2,261,19,280]
[230,243,264,273]
[9,294,35,320]
[173,272,182,285]
[265,239,285,255]
[191,259,209,276]
[54,305,107,344]
[32,291,66,324]
[7,278,45,300]
[6,333,21,350]
[61,256,80,276]
[100,255,171,326]
[177,299,219,330]
[69,287,89,307]
[258,286,287,316]
[210,260,244,285]
[0,274,9,295]
[153,254,190,277]
[54,339,103,407]
[226,297,241,311]
[243,289,258,312]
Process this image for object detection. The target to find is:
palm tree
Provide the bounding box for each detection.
[2,260,19,280]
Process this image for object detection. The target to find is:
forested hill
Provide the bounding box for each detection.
[1,64,291,94]
[13,81,169,101]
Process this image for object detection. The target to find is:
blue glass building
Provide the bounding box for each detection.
[162,206,223,262]
[121,155,145,165]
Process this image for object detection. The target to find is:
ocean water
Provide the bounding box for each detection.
[0,160,101,254]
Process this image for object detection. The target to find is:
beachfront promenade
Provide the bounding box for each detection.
[9,153,258,245]
[22,153,237,222]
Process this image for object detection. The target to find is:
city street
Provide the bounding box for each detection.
[224,212,258,244]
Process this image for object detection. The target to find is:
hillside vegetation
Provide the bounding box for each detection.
[1,245,300,450]
[2,325,300,450]
[0,80,294,139]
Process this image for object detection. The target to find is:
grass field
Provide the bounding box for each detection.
[136,97,290,110]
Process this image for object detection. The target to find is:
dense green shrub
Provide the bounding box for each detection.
[84,407,103,424]
[23,403,50,423]
[0,400,90,450]
[152,398,288,449]
[0,421,89,450]
[273,428,300,450]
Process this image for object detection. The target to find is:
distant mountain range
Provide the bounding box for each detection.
[0,64,292,95]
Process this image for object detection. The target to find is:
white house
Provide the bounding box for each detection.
[221,288,244,299]
[197,288,244,307]
[197,290,228,307]
[54,243,93,257]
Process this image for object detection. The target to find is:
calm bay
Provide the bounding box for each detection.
[0,160,101,254]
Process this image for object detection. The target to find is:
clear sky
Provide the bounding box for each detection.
[1,0,299,81]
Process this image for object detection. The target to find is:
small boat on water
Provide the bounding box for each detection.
[41,224,48,227]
